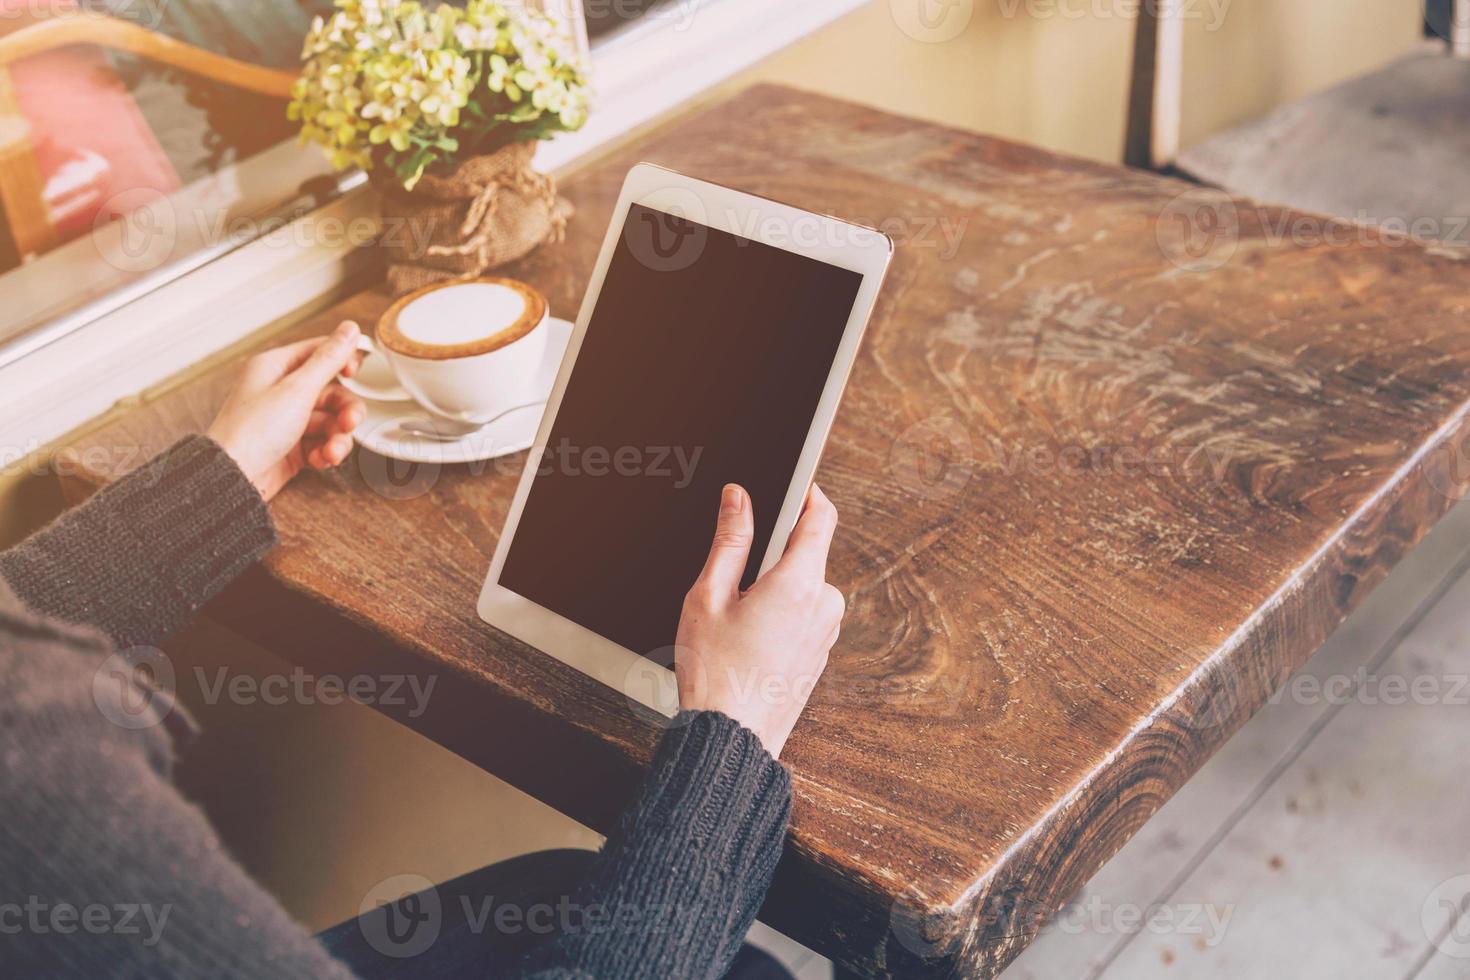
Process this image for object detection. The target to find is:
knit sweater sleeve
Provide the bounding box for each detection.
[0,435,278,650]
[0,589,362,978]
[0,438,357,978]
[0,437,793,979]
[518,710,792,979]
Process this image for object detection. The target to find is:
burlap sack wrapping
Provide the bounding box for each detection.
[375,141,571,295]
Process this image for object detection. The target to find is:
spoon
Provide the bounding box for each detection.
[396,402,542,441]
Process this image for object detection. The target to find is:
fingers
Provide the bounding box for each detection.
[315,384,366,428]
[775,484,838,581]
[689,484,755,606]
[290,321,361,392]
[305,433,354,470]
[241,336,328,386]
[305,409,358,438]
[238,321,361,389]
[821,583,846,648]
[302,382,363,466]
[305,385,365,445]
[341,348,365,378]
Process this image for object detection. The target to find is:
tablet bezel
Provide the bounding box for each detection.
[476,162,892,715]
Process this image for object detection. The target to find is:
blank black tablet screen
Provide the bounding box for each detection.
[499,203,863,658]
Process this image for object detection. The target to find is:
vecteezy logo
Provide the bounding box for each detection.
[92,646,175,730]
[359,874,441,959]
[385,895,429,944]
[1426,427,1470,504]
[887,416,974,502]
[624,189,708,273]
[622,646,686,724]
[1155,188,1240,273]
[92,188,178,273]
[356,420,442,501]
[890,0,974,43]
[1180,667,1238,732]
[1422,874,1470,958]
[889,888,960,960]
[643,211,694,259]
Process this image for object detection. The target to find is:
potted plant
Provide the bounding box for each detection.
[289,0,591,294]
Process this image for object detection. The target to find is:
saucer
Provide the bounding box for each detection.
[351,316,572,465]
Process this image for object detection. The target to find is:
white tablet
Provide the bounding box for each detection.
[477,163,892,715]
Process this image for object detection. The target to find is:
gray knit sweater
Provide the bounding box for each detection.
[0,436,791,978]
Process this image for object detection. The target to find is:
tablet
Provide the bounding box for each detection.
[477,163,892,714]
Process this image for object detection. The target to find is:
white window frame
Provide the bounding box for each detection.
[0,0,864,452]
[0,0,866,454]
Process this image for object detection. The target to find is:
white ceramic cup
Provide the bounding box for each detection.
[341,277,550,424]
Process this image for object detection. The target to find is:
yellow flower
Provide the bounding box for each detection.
[291,0,591,190]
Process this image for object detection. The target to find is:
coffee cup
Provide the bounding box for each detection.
[340,277,550,423]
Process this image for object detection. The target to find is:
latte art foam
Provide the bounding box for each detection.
[398,282,528,346]
[377,277,547,360]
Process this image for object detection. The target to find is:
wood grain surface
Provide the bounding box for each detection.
[57,85,1470,978]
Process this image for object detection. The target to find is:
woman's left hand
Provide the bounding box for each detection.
[207,321,366,501]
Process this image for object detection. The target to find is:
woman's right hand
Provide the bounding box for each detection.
[675,483,845,759]
[207,322,365,501]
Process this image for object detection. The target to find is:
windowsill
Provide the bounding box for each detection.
[0,0,866,456]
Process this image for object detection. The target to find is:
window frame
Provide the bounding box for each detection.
[0,0,867,453]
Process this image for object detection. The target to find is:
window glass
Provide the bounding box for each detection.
[581,0,669,39]
[0,0,612,359]
[0,0,336,348]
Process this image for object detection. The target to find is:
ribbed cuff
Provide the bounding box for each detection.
[645,710,792,865]
[524,710,791,977]
[0,435,278,650]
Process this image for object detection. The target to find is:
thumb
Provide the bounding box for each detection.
[695,484,754,600]
[289,321,360,392]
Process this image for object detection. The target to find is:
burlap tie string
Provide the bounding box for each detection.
[376,140,572,295]
[425,166,566,266]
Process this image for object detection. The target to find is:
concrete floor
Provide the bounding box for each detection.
[1179,50,1470,243]
[1007,498,1470,979]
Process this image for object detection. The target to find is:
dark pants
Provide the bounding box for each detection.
[317,849,793,979]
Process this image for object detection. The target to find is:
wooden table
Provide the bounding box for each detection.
[61,85,1470,978]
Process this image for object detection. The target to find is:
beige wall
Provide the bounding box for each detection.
[1177,0,1423,148]
[0,0,1429,932]
[0,466,63,550]
[166,620,599,931]
[740,0,1422,163]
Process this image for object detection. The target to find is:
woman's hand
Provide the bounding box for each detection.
[207,321,366,501]
[675,483,845,759]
